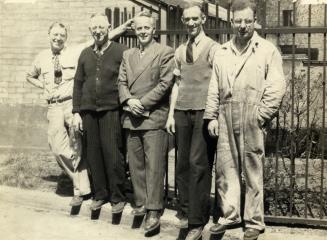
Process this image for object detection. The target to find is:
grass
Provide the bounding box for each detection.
[0,149,73,195]
[0,148,326,219]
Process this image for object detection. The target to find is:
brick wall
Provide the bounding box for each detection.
[0,0,137,106]
[0,0,139,149]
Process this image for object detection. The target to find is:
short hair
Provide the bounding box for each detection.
[134,11,156,28]
[48,22,67,35]
[89,13,110,28]
[180,0,207,13]
[231,0,256,15]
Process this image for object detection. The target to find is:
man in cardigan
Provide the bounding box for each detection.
[72,13,127,213]
[26,21,131,207]
[118,12,174,235]
[165,1,219,239]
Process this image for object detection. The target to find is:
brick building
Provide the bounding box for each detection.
[0,0,139,148]
[0,0,139,105]
[0,0,325,148]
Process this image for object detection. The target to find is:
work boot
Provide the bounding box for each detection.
[185,226,203,240]
[144,210,160,233]
[90,199,106,211]
[177,216,188,229]
[209,223,228,234]
[131,205,146,216]
[243,228,261,240]
[111,201,126,214]
[69,195,83,207]
[209,222,241,235]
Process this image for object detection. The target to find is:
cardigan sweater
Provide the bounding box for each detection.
[73,42,127,113]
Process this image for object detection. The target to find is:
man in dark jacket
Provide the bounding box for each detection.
[118,12,174,235]
[72,13,127,214]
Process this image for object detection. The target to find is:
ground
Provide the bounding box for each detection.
[0,203,165,240]
[0,149,326,240]
[1,186,327,240]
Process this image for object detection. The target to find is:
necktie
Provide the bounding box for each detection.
[53,54,62,84]
[186,37,194,63]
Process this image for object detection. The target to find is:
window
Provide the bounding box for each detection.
[283,10,293,27]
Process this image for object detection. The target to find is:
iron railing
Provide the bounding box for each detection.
[106,1,327,227]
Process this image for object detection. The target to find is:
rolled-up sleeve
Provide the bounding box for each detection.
[204,59,220,120]
[173,47,182,77]
[26,55,41,79]
[258,48,286,122]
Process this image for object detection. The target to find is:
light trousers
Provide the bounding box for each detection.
[47,100,90,196]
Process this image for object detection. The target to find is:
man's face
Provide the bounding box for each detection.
[232,7,255,42]
[182,6,205,38]
[49,26,67,53]
[89,16,110,46]
[134,16,155,47]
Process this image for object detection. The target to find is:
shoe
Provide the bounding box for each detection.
[131,205,146,216]
[111,201,126,214]
[185,226,203,240]
[209,222,241,235]
[69,195,83,207]
[177,217,188,229]
[144,210,160,232]
[90,199,106,211]
[243,228,261,240]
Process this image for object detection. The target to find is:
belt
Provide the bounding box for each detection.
[47,96,72,104]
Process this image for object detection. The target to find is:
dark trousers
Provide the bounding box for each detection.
[175,110,216,226]
[82,110,126,202]
[127,129,168,210]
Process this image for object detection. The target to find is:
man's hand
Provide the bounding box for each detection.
[72,113,83,131]
[208,119,219,137]
[123,18,135,30]
[121,11,148,30]
[127,98,144,117]
[166,116,175,135]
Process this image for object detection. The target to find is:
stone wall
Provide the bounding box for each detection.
[262,0,325,61]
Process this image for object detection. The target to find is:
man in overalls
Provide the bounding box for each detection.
[204,1,286,239]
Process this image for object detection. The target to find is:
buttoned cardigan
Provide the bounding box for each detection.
[73,42,127,113]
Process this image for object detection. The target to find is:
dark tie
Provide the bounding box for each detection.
[186,37,194,63]
[53,54,62,84]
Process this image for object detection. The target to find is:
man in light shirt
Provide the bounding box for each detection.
[26,19,132,207]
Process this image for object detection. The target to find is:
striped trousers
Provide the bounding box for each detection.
[82,110,126,202]
[126,129,168,210]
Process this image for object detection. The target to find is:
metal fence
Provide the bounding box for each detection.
[106,1,327,227]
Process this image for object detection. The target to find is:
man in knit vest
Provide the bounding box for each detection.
[166,1,219,239]
[72,13,127,214]
[118,12,174,235]
[204,0,286,239]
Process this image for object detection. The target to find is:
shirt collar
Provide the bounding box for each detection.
[93,40,111,54]
[139,39,156,52]
[188,31,205,46]
[51,46,66,56]
[138,39,156,56]
[230,31,259,55]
